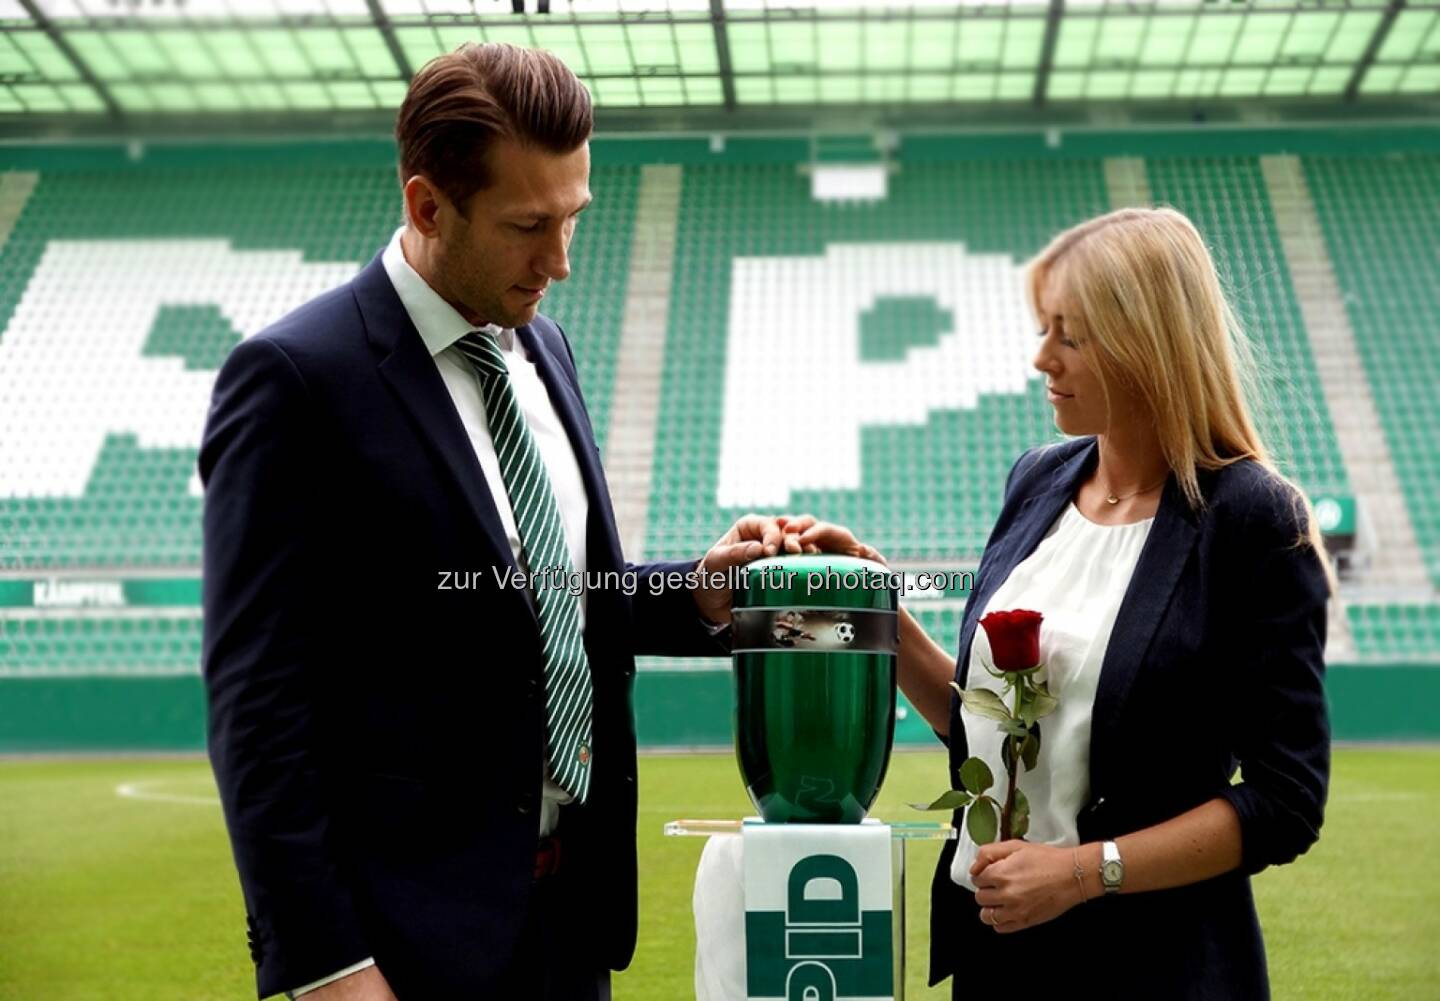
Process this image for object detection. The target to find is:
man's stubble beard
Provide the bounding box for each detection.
[437,246,503,329]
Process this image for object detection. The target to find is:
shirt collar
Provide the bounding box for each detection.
[380,226,514,356]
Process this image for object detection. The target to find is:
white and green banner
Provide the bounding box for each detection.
[742,821,894,1001]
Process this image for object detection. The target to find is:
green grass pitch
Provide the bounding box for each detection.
[0,748,1435,1000]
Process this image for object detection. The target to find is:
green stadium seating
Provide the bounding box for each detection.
[649,157,1350,567]
[2,147,1435,679]
[909,603,967,657]
[0,614,201,675]
[1145,158,1350,499]
[0,164,635,571]
[1304,154,1440,587]
[1347,603,1440,660]
[650,159,1109,563]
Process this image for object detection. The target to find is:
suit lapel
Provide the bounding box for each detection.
[951,438,1201,797]
[515,324,625,574]
[351,254,531,608]
[1087,473,1199,793]
[954,441,1098,693]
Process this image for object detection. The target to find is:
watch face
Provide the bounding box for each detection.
[1103,861,1124,883]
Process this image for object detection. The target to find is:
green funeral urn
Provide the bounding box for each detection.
[731,554,899,824]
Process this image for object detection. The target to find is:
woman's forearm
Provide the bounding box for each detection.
[896,605,958,737]
[1078,797,1244,898]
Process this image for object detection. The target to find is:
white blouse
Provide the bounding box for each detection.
[951,501,1154,892]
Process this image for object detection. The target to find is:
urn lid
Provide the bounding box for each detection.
[734,553,897,611]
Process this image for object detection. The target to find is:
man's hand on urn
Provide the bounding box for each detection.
[692,514,804,626]
[784,517,888,566]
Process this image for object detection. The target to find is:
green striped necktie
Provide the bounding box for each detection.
[455,330,593,804]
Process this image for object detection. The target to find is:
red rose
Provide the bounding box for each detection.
[979,609,1043,672]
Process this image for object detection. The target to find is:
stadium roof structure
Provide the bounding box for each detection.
[2,0,1438,137]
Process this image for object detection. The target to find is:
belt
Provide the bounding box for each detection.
[534,836,563,880]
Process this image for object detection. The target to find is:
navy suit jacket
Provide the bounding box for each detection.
[199,251,724,998]
[928,436,1330,999]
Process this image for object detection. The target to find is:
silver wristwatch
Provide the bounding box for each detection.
[1100,840,1125,895]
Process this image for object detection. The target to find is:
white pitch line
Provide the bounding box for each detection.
[1331,790,1426,803]
[115,779,220,806]
[107,779,1427,810]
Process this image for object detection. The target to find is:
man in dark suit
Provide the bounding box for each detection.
[200,42,786,1000]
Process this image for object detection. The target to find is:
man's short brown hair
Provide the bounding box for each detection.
[395,42,593,214]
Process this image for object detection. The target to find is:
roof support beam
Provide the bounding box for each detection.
[5,4,1427,32]
[366,0,414,82]
[709,0,737,112]
[1345,0,1406,101]
[1034,0,1064,106]
[16,0,121,118]
[30,59,1373,93]
[11,97,1440,142]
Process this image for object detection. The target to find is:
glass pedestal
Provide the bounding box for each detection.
[667,819,956,1001]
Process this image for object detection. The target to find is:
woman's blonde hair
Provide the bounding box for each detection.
[1027,205,1334,591]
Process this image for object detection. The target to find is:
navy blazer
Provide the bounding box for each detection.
[199,251,724,998]
[928,436,1330,999]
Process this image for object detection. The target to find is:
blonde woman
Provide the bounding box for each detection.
[790,207,1332,998]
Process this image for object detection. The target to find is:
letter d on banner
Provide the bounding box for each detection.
[787,856,861,960]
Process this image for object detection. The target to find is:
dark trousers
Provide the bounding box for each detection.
[496,867,611,1001]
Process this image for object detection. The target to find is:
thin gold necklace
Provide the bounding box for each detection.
[1103,475,1168,505]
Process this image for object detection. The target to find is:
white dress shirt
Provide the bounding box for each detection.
[950,501,1153,892]
[289,228,592,997]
